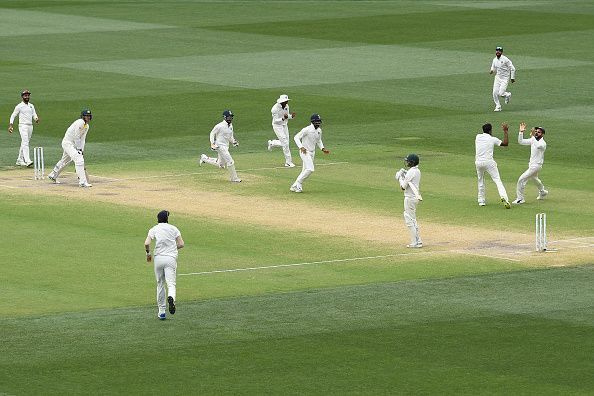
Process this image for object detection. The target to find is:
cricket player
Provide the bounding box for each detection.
[145,210,184,320]
[512,123,548,204]
[199,110,241,182]
[8,89,39,167]
[395,154,423,248]
[47,109,93,187]
[490,46,515,112]
[290,114,329,193]
[267,94,296,167]
[475,123,511,208]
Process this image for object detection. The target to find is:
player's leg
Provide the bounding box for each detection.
[404,198,421,247]
[18,125,33,165]
[486,161,510,207]
[153,257,167,317]
[163,257,177,314]
[65,146,90,186]
[280,126,293,166]
[498,80,510,104]
[269,124,284,150]
[514,167,536,203]
[296,152,314,183]
[492,80,502,110]
[475,162,487,205]
[218,147,240,182]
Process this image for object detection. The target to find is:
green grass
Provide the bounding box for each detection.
[1,0,593,394]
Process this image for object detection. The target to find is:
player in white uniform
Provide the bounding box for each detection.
[475,123,511,208]
[490,46,515,112]
[512,123,548,204]
[290,114,329,193]
[395,154,423,248]
[47,109,93,187]
[199,110,241,182]
[267,94,296,167]
[145,210,184,320]
[8,90,39,167]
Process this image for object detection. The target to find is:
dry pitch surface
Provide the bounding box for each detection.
[2,167,592,269]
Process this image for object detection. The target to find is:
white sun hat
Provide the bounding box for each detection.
[276,94,290,103]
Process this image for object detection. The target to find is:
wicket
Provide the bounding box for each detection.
[536,213,547,252]
[33,146,44,180]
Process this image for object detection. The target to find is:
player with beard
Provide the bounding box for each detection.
[513,123,548,204]
[490,46,515,112]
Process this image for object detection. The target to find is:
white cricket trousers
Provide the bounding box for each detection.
[492,76,510,107]
[17,124,33,164]
[51,142,89,184]
[154,255,177,314]
[475,160,509,204]
[269,124,293,164]
[202,146,239,181]
[404,197,422,246]
[516,165,545,201]
[293,150,315,187]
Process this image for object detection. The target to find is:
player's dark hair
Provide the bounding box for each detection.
[482,123,492,134]
[157,210,169,223]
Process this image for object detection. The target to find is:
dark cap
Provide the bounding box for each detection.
[157,210,169,223]
[496,46,503,52]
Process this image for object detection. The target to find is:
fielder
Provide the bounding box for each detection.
[512,123,548,204]
[290,114,329,193]
[47,109,93,187]
[475,123,511,208]
[267,94,296,167]
[490,46,515,112]
[199,110,241,183]
[8,89,39,167]
[395,154,423,248]
[145,210,184,320]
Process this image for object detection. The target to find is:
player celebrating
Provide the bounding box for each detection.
[512,123,548,204]
[490,46,515,112]
[199,110,241,183]
[290,114,329,193]
[268,94,296,167]
[475,123,511,208]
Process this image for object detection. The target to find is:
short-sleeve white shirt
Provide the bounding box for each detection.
[147,223,181,259]
[475,133,502,161]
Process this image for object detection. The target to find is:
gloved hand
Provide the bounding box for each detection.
[395,168,406,180]
[232,141,239,147]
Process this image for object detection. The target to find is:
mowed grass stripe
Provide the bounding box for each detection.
[1,266,592,394]
[0,9,172,37]
[53,45,591,88]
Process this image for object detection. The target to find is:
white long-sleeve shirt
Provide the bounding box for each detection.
[475,133,502,161]
[399,166,421,199]
[294,124,324,153]
[519,133,546,167]
[210,120,236,148]
[491,55,516,80]
[271,103,293,126]
[10,101,38,125]
[147,223,181,259]
[62,118,89,150]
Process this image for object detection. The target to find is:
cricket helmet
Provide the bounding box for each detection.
[222,109,234,122]
[81,108,93,119]
[405,153,420,167]
[310,113,322,122]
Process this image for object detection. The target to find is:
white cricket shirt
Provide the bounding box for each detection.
[475,133,502,161]
[519,134,546,167]
[271,103,293,126]
[491,55,516,80]
[402,166,421,199]
[62,118,89,150]
[210,120,236,148]
[294,124,324,153]
[10,102,38,125]
[147,223,181,259]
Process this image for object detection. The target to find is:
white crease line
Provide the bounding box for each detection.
[450,250,522,262]
[0,184,20,189]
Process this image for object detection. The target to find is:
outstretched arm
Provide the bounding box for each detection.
[500,123,509,146]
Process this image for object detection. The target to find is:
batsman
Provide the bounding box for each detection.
[395,154,423,248]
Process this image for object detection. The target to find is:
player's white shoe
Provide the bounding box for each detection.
[267,140,273,151]
[537,190,548,200]
[25,161,34,168]
[478,202,486,207]
[230,178,242,183]
[504,93,511,104]
[79,182,93,188]
[289,184,302,193]
[512,198,525,204]
[16,160,26,166]
[48,173,61,184]
[407,243,423,248]
[199,154,207,166]
[284,162,295,168]
[494,106,502,112]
